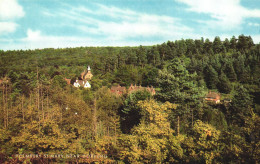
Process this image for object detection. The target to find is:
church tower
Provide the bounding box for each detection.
[84,65,93,80]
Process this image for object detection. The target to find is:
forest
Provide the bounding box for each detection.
[0,34,259,163]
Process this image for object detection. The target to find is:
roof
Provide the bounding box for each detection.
[64,78,71,85]
[128,84,156,95]
[205,91,220,99]
[77,80,85,87]
[111,85,126,92]
[81,70,86,77]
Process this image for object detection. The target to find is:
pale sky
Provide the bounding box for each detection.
[1,0,260,50]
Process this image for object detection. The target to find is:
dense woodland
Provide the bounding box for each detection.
[0,35,259,163]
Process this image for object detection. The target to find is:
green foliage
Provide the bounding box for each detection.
[0,35,259,163]
[204,65,218,89]
[230,85,253,126]
[114,65,141,86]
[156,58,203,104]
[120,90,152,133]
[52,75,66,89]
[217,71,232,93]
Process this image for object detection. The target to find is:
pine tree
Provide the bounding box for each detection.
[204,65,218,89]
[217,71,232,93]
[230,85,253,126]
[224,63,237,82]
[213,36,223,53]
[230,36,237,50]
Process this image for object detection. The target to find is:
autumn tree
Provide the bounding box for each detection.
[118,100,177,163]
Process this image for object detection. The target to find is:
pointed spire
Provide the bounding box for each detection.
[88,65,91,71]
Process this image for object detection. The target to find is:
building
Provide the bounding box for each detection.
[205,91,221,104]
[64,78,71,85]
[73,79,91,88]
[73,66,92,88]
[110,84,156,96]
[81,66,93,80]
[111,85,126,95]
[128,84,156,95]
[65,66,93,89]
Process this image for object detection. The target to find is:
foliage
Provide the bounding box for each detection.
[0,35,259,163]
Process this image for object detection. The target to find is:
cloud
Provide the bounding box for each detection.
[252,35,260,43]
[175,0,260,30]
[248,22,260,27]
[0,22,18,34]
[53,4,193,41]
[0,0,25,20]
[0,0,25,35]
[26,29,42,41]
[0,28,161,50]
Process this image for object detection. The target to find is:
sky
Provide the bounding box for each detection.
[0,0,260,50]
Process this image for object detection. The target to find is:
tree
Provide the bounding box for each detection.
[230,85,253,126]
[118,100,177,163]
[142,66,158,87]
[204,65,219,89]
[147,46,161,66]
[224,63,237,82]
[183,120,221,164]
[204,39,213,55]
[95,87,122,138]
[136,46,147,67]
[120,90,152,133]
[237,35,254,52]
[156,58,204,134]
[217,71,232,93]
[114,65,140,86]
[52,75,67,89]
[157,58,203,104]
[126,49,137,65]
[195,39,204,54]
[223,38,230,52]
[213,36,223,53]
[230,36,237,50]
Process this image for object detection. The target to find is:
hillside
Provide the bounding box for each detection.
[0,35,259,163]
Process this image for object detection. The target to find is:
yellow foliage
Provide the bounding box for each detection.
[119,100,177,163]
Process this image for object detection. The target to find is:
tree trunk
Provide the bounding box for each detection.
[93,97,97,140]
[5,83,8,128]
[22,95,25,130]
[177,115,180,136]
[41,83,44,122]
[192,108,194,127]
[3,83,6,128]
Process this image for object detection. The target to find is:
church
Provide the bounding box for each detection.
[71,66,93,89]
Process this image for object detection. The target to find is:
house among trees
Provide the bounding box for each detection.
[111,84,156,96]
[111,85,126,95]
[65,66,93,88]
[73,79,91,88]
[128,84,156,95]
[64,78,71,85]
[73,66,92,88]
[205,91,221,104]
